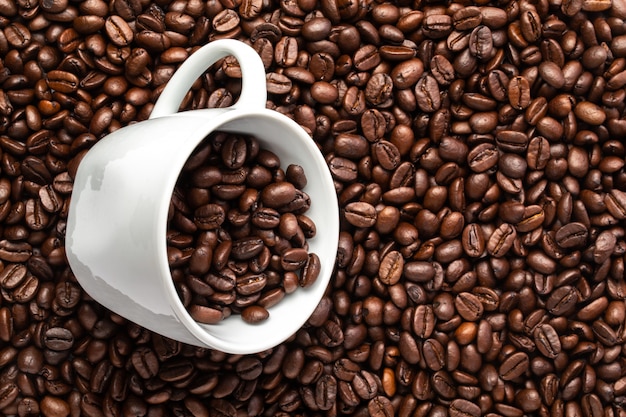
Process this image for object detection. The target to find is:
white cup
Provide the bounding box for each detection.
[65,39,339,354]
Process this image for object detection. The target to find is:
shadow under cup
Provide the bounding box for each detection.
[171,112,340,352]
[67,109,339,355]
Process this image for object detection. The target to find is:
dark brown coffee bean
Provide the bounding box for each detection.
[453,7,482,30]
[39,395,71,417]
[467,143,498,172]
[231,237,264,261]
[390,58,423,89]
[450,399,481,417]
[43,327,74,351]
[378,251,403,285]
[499,351,529,380]
[194,204,225,230]
[235,273,266,296]
[372,140,400,171]
[555,222,588,248]
[469,26,493,60]
[344,201,377,227]
[533,324,562,359]
[0,240,32,262]
[354,44,380,72]
[5,22,30,48]
[46,70,79,94]
[487,223,516,257]
[415,75,441,113]
[352,370,379,400]
[300,253,321,288]
[461,223,485,258]
[574,101,606,125]
[455,292,483,321]
[261,182,297,208]
[280,247,308,271]
[105,15,134,46]
[189,304,223,324]
[592,320,620,346]
[423,14,453,39]
[430,55,455,86]
[412,304,435,338]
[508,76,531,110]
[368,395,394,417]
[546,285,578,316]
[0,263,26,290]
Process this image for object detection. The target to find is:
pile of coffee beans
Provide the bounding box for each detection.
[167,131,320,324]
[0,0,626,415]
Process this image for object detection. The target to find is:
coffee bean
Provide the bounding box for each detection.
[450,399,481,417]
[467,143,498,172]
[344,201,377,227]
[546,285,578,316]
[43,327,74,351]
[533,324,562,359]
[368,395,394,417]
[415,75,441,113]
[105,15,134,46]
[487,223,516,257]
[372,140,401,171]
[575,101,606,125]
[469,26,493,60]
[508,76,531,110]
[315,374,337,410]
[352,370,379,400]
[300,253,321,288]
[46,70,79,94]
[499,351,529,381]
[592,320,620,346]
[390,58,423,89]
[455,292,484,321]
[453,7,482,30]
[555,222,589,248]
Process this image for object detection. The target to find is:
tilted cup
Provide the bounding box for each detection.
[65,39,339,354]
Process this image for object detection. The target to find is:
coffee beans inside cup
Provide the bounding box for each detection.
[166,132,320,324]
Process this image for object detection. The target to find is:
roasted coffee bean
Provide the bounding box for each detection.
[467,143,498,172]
[105,15,133,46]
[555,222,589,248]
[453,7,482,30]
[487,223,516,257]
[499,351,530,381]
[450,399,481,417]
[43,327,74,351]
[368,395,394,417]
[344,202,377,227]
[546,285,578,316]
[508,76,531,110]
[534,324,562,359]
[189,305,223,324]
[300,253,321,288]
[378,251,403,285]
[415,75,441,113]
[455,292,484,321]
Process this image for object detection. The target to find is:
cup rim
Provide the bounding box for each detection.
[156,108,339,353]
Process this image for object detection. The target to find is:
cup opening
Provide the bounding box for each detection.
[160,110,339,354]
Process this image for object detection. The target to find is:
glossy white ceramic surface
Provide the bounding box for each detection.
[65,40,339,354]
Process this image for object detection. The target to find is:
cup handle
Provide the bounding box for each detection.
[149,39,267,119]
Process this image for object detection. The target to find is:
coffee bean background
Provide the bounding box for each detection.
[0,0,626,415]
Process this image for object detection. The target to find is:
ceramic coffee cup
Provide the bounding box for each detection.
[65,39,339,354]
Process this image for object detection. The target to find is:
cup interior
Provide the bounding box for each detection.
[165,110,339,354]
